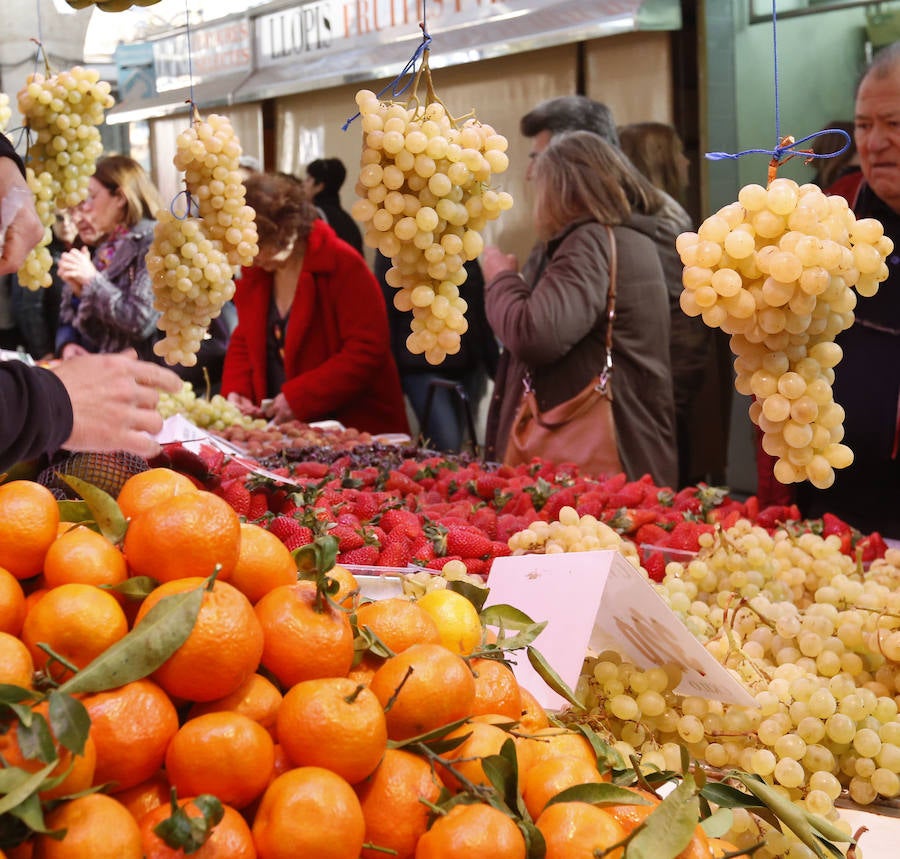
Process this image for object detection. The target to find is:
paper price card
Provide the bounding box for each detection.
[484,550,757,711]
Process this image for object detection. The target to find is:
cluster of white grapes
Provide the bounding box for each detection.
[147,113,258,366]
[15,66,113,290]
[402,559,488,597]
[157,381,266,432]
[507,505,642,569]
[676,179,892,489]
[351,89,513,365]
[0,92,10,131]
[569,520,900,856]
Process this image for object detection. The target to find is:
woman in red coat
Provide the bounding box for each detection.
[222,172,409,435]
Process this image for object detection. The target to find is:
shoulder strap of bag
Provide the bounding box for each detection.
[598,224,617,395]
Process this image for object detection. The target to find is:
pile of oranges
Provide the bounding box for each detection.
[0,472,738,859]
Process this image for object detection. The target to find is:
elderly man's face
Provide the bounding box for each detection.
[856,65,900,212]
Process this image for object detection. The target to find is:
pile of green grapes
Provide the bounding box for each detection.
[548,513,900,858]
[351,88,513,365]
[677,179,892,490]
[157,381,266,433]
[146,112,258,367]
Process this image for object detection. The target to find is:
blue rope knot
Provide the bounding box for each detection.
[170,188,198,220]
[706,127,852,164]
[341,24,433,131]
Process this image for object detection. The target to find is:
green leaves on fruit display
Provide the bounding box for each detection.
[59,474,127,543]
[526,646,582,710]
[153,792,224,854]
[57,579,203,696]
[625,776,701,859]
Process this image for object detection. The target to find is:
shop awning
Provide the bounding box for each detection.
[232,0,680,105]
[106,70,253,125]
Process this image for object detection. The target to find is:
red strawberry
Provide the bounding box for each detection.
[642,551,666,582]
[383,470,420,495]
[445,525,493,559]
[268,516,314,551]
[379,508,423,537]
[351,491,383,523]
[543,488,578,522]
[634,523,671,548]
[219,479,251,517]
[497,514,528,543]
[410,536,436,563]
[470,507,498,540]
[473,473,506,500]
[665,520,712,553]
[291,460,330,479]
[329,523,365,552]
[607,481,650,510]
[462,557,489,576]
[488,540,511,558]
[338,545,380,566]
[855,531,887,563]
[377,532,413,567]
[426,555,463,570]
[247,490,270,521]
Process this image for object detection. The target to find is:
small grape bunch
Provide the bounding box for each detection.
[350,76,513,366]
[676,178,892,489]
[147,111,258,367]
[16,64,114,290]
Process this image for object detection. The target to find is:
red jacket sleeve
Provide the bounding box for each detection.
[282,251,392,421]
[219,320,255,401]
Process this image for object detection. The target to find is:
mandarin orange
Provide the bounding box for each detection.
[468,657,522,720]
[31,793,142,859]
[254,580,354,687]
[42,526,127,590]
[116,467,197,520]
[83,678,179,792]
[139,797,256,859]
[21,583,128,680]
[134,577,264,702]
[252,767,366,859]
[535,801,626,859]
[369,642,476,741]
[522,754,607,820]
[355,597,441,654]
[187,671,282,739]
[0,566,26,636]
[415,802,526,859]
[229,522,297,604]
[0,481,59,580]
[165,711,275,809]
[356,748,444,859]
[0,631,34,687]
[276,677,387,784]
[123,490,241,583]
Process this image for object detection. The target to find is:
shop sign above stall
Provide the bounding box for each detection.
[154,17,252,92]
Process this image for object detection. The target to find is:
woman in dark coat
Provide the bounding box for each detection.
[482,131,677,486]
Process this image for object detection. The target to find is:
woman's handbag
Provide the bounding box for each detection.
[503,225,623,477]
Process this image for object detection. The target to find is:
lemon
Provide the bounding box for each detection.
[415,589,482,656]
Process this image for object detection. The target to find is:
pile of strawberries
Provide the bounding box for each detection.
[155,444,889,580]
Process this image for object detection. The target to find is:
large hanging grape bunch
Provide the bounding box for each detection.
[146,111,258,367]
[16,64,114,290]
[351,55,513,365]
[0,93,11,132]
[676,177,892,490]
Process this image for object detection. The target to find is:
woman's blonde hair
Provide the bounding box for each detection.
[617,122,686,200]
[92,155,162,226]
[532,130,665,239]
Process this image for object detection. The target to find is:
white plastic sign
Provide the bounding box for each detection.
[484,550,757,711]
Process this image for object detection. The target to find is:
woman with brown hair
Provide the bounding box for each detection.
[221,171,408,434]
[618,121,691,203]
[55,155,162,360]
[482,130,677,485]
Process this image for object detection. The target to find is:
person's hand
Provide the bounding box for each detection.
[482,245,519,283]
[57,246,96,294]
[225,391,264,418]
[52,349,182,460]
[60,342,90,360]
[0,159,44,276]
[264,393,295,424]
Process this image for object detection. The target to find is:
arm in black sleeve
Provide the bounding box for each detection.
[0,361,73,471]
[0,134,26,177]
